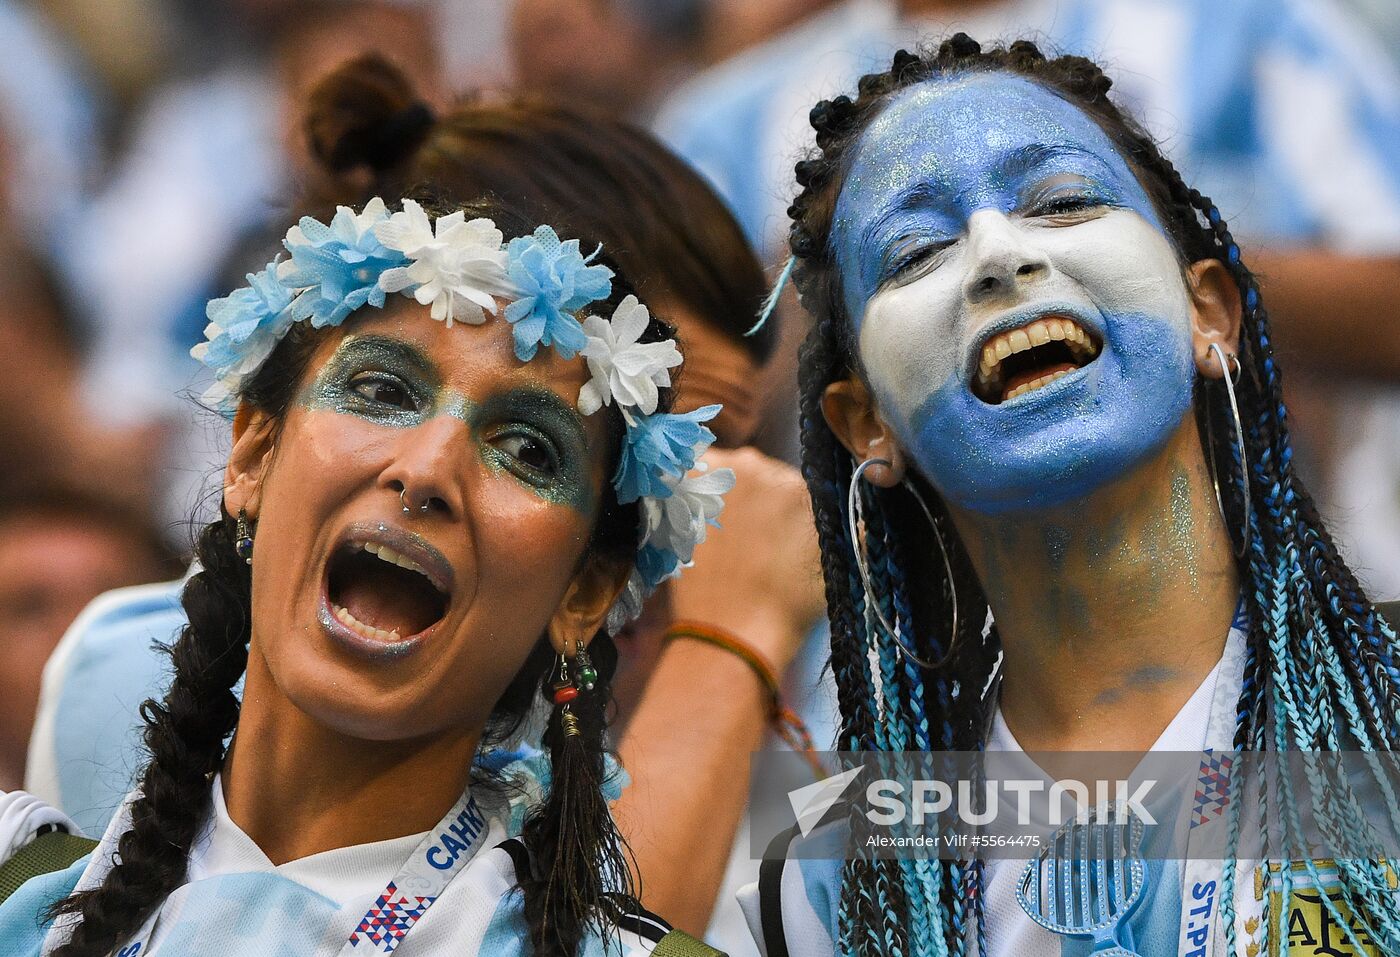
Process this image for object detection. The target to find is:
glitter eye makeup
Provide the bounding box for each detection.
[477,388,592,512]
[830,73,1198,514]
[302,335,594,512]
[302,335,442,425]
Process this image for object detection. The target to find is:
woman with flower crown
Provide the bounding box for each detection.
[0,183,733,954]
[742,34,1400,957]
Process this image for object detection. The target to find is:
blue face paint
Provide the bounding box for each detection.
[830,73,1196,514]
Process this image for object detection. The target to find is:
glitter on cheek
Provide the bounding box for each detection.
[903,310,1195,515]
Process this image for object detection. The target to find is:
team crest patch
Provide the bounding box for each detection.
[1249,861,1396,956]
[349,882,436,953]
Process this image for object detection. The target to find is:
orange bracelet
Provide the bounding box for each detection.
[663,620,823,777]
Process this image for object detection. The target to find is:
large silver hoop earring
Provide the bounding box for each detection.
[846,457,960,670]
[1207,342,1251,558]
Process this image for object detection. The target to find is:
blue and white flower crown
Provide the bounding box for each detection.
[192,197,734,633]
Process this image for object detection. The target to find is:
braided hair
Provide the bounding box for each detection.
[787,35,1400,956]
[46,196,675,956]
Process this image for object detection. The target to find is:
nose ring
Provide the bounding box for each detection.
[400,488,430,514]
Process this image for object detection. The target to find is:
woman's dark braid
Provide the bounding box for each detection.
[47,514,252,957]
[520,630,643,957]
[789,33,1400,955]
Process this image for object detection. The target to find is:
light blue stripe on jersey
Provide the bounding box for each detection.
[28,579,186,837]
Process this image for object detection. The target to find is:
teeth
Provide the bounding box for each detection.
[331,601,401,642]
[1004,368,1074,401]
[360,541,432,583]
[973,316,1102,397]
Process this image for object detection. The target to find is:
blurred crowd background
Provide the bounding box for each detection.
[3,0,1400,949]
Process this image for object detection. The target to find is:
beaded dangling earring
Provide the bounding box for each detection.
[574,640,598,692]
[234,509,254,565]
[552,639,584,737]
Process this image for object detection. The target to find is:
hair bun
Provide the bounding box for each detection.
[304,54,436,176]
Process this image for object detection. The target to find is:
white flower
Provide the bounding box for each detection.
[578,295,682,415]
[374,200,517,327]
[640,455,736,564]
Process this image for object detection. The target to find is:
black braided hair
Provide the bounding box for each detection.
[46,198,675,957]
[787,34,1400,955]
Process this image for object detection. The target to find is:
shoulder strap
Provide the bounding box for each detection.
[758,824,799,957]
[0,831,97,905]
[650,928,727,956]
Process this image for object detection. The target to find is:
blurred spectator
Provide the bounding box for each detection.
[508,0,705,121]
[655,0,1400,600]
[700,0,843,63]
[0,485,179,791]
[0,1,102,254]
[61,0,443,534]
[0,242,164,516]
[35,0,175,107]
[1340,0,1400,75]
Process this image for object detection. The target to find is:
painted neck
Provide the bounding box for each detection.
[950,417,1240,750]
[223,650,479,864]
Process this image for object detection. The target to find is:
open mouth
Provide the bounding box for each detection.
[973,315,1102,404]
[325,539,449,644]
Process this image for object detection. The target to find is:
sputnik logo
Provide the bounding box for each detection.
[788,766,864,837]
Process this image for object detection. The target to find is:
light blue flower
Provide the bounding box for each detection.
[613,404,721,504]
[637,544,682,590]
[193,262,300,381]
[504,225,613,361]
[279,199,409,328]
[480,744,628,833]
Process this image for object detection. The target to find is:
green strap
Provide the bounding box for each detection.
[651,929,727,957]
[0,831,97,905]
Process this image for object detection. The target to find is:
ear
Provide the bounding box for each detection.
[821,376,906,487]
[547,555,631,654]
[223,403,279,519]
[1187,259,1243,381]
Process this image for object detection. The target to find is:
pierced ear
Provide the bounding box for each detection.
[547,555,631,654]
[821,376,906,487]
[223,403,278,519]
[1187,259,1243,381]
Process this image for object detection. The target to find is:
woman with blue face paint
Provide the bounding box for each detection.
[0,198,733,954]
[745,35,1400,957]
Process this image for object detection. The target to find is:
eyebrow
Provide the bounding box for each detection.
[859,181,951,255]
[489,385,588,437]
[857,142,1121,251]
[1001,142,1119,182]
[337,334,438,378]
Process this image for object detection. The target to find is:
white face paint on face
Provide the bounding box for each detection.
[858,206,1189,421]
[831,74,1198,513]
